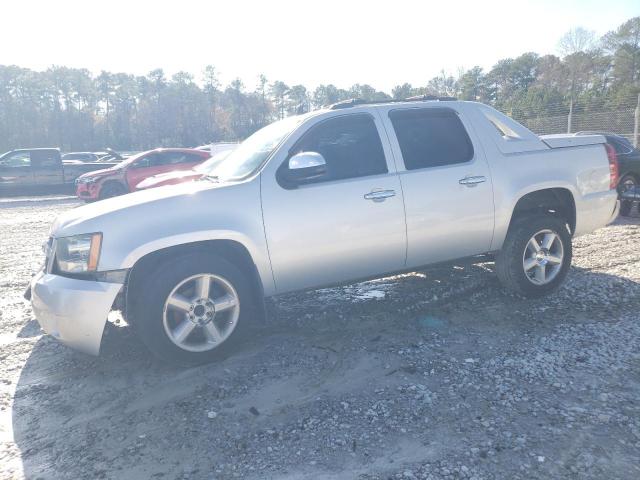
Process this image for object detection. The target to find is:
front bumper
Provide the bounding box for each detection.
[30,270,122,355]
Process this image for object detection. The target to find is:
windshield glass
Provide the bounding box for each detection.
[118,151,149,168]
[203,115,304,180]
[195,150,233,173]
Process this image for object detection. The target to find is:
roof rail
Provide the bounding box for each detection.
[405,95,457,102]
[329,99,368,110]
[328,95,458,110]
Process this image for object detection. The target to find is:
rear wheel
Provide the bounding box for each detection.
[99,182,127,200]
[618,174,637,217]
[131,253,256,364]
[618,174,637,194]
[620,200,633,217]
[496,214,572,297]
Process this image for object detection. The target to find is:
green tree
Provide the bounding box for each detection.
[269,80,289,119]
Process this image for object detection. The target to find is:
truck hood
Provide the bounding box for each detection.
[51,180,224,236]
[50,176,265,272]
[76,165,120,179]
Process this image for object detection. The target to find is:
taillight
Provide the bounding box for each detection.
[605,143,619,190]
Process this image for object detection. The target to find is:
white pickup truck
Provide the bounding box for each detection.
[29,98,620,363]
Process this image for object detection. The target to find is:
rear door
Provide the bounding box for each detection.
[0,151,34,186]
[31,150,64,184]
[381,106,494,267]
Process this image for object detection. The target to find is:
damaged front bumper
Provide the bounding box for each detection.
[29,270,122,355]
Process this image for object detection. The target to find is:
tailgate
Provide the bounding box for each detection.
[540,134,606,149]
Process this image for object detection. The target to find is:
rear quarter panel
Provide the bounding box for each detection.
[463,104,614,249]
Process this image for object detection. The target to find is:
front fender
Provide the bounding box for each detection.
[120,230,275,296]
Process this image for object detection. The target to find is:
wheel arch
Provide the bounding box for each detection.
[507,187,576,237]
[124,239,265,325]
[99,179,128,196]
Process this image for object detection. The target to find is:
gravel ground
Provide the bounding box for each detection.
[1,196,639,480]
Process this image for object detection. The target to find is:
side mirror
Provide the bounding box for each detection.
[286,152,327,183]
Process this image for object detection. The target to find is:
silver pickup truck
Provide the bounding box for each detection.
[29,99,619,364]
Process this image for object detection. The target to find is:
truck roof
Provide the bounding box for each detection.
[328,95,458,110]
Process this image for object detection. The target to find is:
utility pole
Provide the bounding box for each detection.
[634,93,640,148]
[567,78,575,134]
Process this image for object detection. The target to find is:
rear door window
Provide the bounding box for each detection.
[389,108,474,170]
[31,150,60,169]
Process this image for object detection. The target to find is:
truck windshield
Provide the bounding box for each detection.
[201,115,305,181]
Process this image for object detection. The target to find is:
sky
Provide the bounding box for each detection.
[1,0,639,92]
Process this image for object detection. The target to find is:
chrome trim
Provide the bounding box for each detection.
[459,175,487,187]
[364,189,396,202]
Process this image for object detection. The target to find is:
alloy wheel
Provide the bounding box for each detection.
[162,273,240,352]
[522,229,564,285]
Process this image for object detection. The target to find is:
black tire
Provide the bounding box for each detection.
[619,200,632,217]
[618,174,637,195]
[495,214,572,298]
[131,253,257,365]
[99,182,127,200]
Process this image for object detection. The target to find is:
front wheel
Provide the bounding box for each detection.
[495,214,572,298]
[132,253,256,364]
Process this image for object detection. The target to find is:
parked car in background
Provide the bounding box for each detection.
[0,148,118,193]
[75,148,210,201]
[63,149,126,163]
[62,152,102,162]
[576,132,640,216]
[29,99,619,362]
[195,142,238,155]
[135,148,236,191]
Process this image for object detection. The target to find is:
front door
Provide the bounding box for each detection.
[261,113,407,293]
[0,151,34,187]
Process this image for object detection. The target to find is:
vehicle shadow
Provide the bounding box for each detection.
[10,264,640,479]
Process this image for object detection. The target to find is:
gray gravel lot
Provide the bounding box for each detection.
[1,196,639,479]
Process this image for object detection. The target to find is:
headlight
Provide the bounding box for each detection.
[55,233,102,273]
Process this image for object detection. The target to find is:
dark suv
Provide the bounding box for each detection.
[577,132,640,216]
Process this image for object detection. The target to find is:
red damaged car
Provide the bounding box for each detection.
[135,148,235,191]
[75,148,210,201]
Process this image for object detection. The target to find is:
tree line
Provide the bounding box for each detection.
[0,17,638,153]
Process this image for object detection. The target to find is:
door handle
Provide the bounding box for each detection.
[459,176,487,187]
[364,189,396,202]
